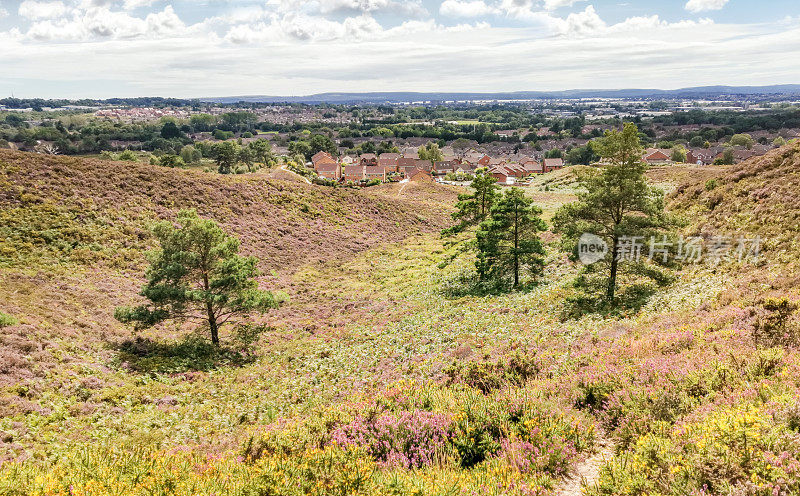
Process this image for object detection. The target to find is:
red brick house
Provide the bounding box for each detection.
[344,164,364,181]
[643,149,670,164]
[359,153,378,167]
[543,158,564,172]
[364,165,386,182]
[316,162,342,180]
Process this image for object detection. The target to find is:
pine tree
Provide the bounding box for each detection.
[115,210,280,346]
[552,123,674,307]
[443,168,500,236]
[476,188,547,289]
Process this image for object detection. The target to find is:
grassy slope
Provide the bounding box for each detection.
[0,149,458,400]
[1,147,800,495]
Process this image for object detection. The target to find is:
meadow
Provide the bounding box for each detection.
[1,143,800,495]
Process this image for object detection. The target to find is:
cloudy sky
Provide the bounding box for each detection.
[0,0,798,99]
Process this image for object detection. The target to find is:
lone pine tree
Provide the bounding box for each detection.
[552,123,674,306]
[115,209,280,345]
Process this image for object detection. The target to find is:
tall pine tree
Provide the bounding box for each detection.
[443,168,500,236]
[552,123,674,308]
[476,188,547,289]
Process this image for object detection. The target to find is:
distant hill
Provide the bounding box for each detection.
[202,85,800,104]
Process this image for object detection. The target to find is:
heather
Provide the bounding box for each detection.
[2,144,800,494]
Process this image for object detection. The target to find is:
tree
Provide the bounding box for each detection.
[238,147,255,172]
[159,154,184,168]
[566,142,599,165]
[689,136,705,148]
[309,134,338,157]
[476,188,547,288]
[180,145,201,164]
[774,136,787,147]
[288,140,312,160]
[161,121,182,139]
[418,142,444,162]
[552,123,674,306]
[443,168,500,236]
[214,141,240,174]
[115,210,280,346]
[730,133,754,149]
[670,145,687,163]
[248,139,274,166]
[545,149,563,159]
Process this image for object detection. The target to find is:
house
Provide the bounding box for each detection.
[316,161,342,180]
[643,149,671,164]
[433,160,455,176]
[378,155,399,172]
[359,153,378,167]
[489,167,509,183]
[543,158,565,172]
[522,160,543,174]
[311,151,342,180]
[364,164,386,182]
[456,163,477,174]
[344,164,364,181]
[686,150,702,166]
[311,151,335,165]
[397,157,419,175]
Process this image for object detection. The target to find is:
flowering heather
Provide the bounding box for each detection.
[3,146,800,494]
[330,410,453,468]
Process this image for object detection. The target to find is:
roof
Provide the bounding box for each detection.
[543,158,564,167]
[312,151,336,164]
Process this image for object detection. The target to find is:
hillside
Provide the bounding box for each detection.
[2,147,800,496]
[0,150,458,392]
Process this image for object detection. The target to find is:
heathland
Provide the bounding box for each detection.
[1,141,800,495]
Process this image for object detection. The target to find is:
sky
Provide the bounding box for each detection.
[0,0,799,99]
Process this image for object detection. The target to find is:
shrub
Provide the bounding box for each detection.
[0,311,18,327]
[117,150,138,162]
[330,410,453,468]
[444,352,540,394]
[752,298,798,347]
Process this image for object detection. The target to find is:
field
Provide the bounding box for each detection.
[1,144,800,495]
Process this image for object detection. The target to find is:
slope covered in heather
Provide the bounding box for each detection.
[2,146,800,496]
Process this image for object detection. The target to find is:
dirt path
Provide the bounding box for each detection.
[556,439,613,496]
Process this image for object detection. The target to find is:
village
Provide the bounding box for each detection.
[309,148,567,185]
[307,141,770,186]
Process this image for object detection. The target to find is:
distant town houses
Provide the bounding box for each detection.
[310,148,565,185]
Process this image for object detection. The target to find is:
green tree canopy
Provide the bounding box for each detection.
[476,188,547,289]
[418,142,444,162]
[214,141,240,174]
[115,210,280,345]
[552,123,675,309]
[443,167,500,236]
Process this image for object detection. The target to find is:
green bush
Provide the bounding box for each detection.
[0,311,18,327]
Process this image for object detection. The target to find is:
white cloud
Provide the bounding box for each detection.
[439,0,497,18]
[24,5,187,40]
[18,1,68,20]
[543,0,587,10]
[557,5,605,35]
[685,0,729,13]
[1,0,799,99]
